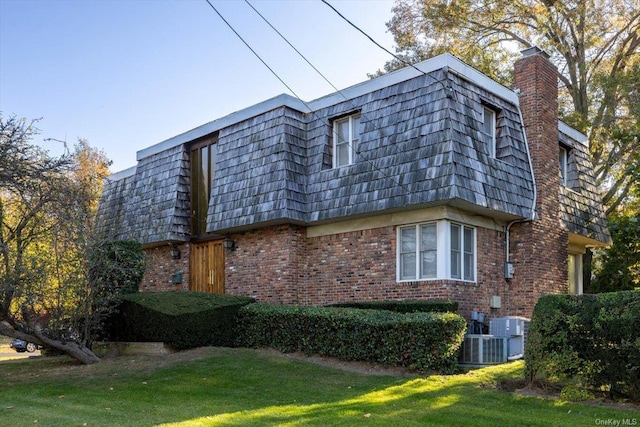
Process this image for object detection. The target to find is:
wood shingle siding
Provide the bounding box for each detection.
[95,145,190,245]
[558,124,611,244]
[95,53,608,248]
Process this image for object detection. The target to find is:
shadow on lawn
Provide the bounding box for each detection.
[156,361,635,427]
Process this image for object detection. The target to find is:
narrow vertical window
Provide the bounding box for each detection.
[482,106,497,158]
[420,223,438,278]
[463,226,475,281]
[400,226,417,280]
[450,223,475,281]
[559,146,568,186]
[191,135,218,237]
[333,113,360,168]
[450,224,461,279]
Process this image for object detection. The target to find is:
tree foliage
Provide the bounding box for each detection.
[590,214,640,292]
[0,114,144,364]
[383,0,640,213]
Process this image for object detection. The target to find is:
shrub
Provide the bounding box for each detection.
[236,303,467,373]
[328,299,458,313]
[90,240,145,295]
[526,291,640,399]
[560,384,595,402]
[107,292,255,349]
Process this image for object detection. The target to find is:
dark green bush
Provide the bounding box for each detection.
[526,291,640,399]
[107,292,255,349]
[88,240,146,341]
[236,303,467,373]
[328,299,458,313]
[90,240,145,295]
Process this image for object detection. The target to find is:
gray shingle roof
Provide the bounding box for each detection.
[95,145,190,245]
[558,123,611,244]
[94,53,608,246]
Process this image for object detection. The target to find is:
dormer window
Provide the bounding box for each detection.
[482,106,497,158]
[333,113,360,168]
[559,145,568,186]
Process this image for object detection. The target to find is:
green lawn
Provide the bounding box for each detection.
[0,347,636,426]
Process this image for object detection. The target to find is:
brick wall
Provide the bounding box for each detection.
[509,48,568,316]
[225,224,307,304]
[140,244,190,292]
[221,223,512,319]
[138,213,559,319]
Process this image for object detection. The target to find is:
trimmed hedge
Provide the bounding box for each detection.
[328,299,458,313]
[526,291,640,399]
[107,292,255,350]
[236,303,467,373]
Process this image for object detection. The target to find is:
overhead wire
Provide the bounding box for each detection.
[203,0,304,102]
[205,0,425,202]
[319,0,453,96]
[319,0,428,77]
[243,0,342,95]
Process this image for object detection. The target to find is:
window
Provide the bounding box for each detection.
[559,146,568,186]
[450,223,475,281]
[333,113,360,168]
[482,106,497,158]
[398,221,476,282]
[191,135,217,237]
[399,223,437,280]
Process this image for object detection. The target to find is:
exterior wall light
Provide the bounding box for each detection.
[170,246,181,260]
[223,237,236,251]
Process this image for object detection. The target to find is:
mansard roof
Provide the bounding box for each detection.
[94,53,608,247]
[558,122,611,245]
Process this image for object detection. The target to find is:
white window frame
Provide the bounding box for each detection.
[333,113,360,168]
[449,223,476,281]
[568,253,583,295]
[559,146,568,186]
[397,220,476,283]
[482,106,497,158]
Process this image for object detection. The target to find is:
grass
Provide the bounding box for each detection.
[0,347,637,426]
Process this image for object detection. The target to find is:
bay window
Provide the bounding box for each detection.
[397,221,476,282]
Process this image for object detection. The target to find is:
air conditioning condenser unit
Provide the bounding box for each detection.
[458,334,507,365]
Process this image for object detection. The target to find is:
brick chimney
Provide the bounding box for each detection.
[506,47,568,317]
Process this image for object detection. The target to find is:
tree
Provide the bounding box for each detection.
[383,0,640,213]
[0,115,143,364]
[589,214,640,292]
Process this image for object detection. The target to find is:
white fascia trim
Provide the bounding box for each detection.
[107,165,137,181]
[559,121,588,147]
[308,53,518,110]
[136,94,309,162]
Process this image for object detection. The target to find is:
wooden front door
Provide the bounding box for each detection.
[190,240,225,293]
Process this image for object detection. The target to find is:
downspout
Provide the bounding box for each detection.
[505,102,538,269]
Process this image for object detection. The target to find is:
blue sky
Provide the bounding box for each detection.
[0,0,396,172]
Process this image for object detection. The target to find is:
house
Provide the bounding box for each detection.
[95,47,610,319]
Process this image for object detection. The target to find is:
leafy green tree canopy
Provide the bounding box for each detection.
[0,114,143,364]
[383,0,640,213]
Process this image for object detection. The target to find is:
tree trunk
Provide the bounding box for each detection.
[0,321,101,364]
